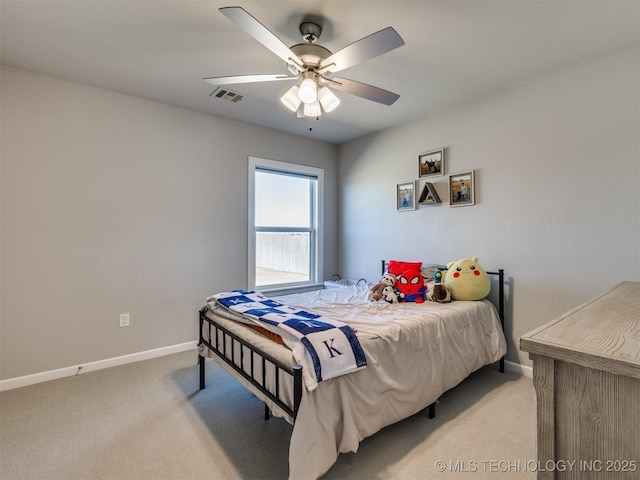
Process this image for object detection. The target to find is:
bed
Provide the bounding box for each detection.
[197,263,507,479]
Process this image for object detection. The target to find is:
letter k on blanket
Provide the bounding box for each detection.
[208,290,367,390]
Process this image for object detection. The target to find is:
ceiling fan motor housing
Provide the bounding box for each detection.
[299,22,322,43]
[290,43,332,69]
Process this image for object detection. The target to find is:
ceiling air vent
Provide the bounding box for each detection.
[210,87,244,103]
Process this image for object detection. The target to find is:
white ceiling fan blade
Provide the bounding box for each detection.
[204,74,295,86]
[220,7,303,69]
[329,77,400,105]
[319,27,404,74]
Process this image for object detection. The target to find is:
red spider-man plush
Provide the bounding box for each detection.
[396,269,426,303]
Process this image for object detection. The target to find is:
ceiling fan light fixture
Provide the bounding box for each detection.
[318,86,340,113]
[281,85,302,112]
[298,73,318,104]
[303,100,322,117]
[207,8,405,121]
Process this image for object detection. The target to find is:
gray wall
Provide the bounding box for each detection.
[337,44,640,367]
[0,66,338,379]
[2,43,638,380]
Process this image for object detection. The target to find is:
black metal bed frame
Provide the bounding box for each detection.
[199,308,303,420]
[199,263,506,422]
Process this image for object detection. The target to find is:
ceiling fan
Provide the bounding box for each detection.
[204,6,405,118]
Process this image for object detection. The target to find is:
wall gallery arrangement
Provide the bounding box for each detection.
[396,147,476,210]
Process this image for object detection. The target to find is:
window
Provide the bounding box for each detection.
[248,157,323,290]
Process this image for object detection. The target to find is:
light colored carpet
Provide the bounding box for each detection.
[0,349,535,479]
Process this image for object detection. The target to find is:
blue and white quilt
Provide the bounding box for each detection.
[208,290,367,391]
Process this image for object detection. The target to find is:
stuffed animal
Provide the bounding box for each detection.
[396,269,426,303]
[443,257,490,301]
[381,285,400,304]
[368,273,397,301]
[426,268,451,303]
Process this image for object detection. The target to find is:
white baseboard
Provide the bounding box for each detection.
[504,359,533,377]
[0,341,198,392]
[1,343,532,392]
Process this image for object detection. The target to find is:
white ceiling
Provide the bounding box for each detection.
[2,1,639,144]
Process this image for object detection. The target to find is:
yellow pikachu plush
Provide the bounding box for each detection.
[444,257,490,301]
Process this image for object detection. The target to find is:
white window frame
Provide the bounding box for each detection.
[248,156,324,292]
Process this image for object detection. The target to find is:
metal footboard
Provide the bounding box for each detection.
[198,307,303,421]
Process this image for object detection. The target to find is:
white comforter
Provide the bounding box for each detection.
[202,284,506,479]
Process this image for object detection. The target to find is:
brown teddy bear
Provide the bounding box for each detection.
[368,273,397,301]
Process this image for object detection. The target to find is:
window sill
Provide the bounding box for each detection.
[260,284,324,296]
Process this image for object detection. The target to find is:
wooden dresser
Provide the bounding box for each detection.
[520,281,640,480]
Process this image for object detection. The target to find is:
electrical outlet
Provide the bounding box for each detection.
[119,313,130,327]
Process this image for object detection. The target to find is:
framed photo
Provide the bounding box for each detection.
[397,181,417,211]
[418,182,442,205]
[449,171,475,207]
[419,148,445,178]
